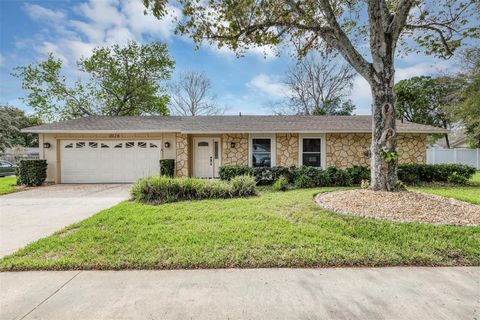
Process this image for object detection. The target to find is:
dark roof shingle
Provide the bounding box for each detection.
[23,115,448,134]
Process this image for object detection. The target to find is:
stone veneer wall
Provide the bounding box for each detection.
[221,134,249,165]
[397,134,427,164]
[175,133,189,177]
[326,133,427,168]
[276,133,298,167]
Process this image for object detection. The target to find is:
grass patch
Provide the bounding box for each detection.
[0,176,17,195]
[1,187,478,271]
[412,171,480,205]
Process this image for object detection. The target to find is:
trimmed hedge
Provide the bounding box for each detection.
[218,163,476,187]
[16,160,47,187]
[131,175,256,204]
[397,163,476,184]
[160,159,175,177]
[219,165,251,181]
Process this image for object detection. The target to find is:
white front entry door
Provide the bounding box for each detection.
[60,140,161,183]
[194,137,221,178]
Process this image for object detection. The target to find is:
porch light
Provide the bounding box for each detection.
[230,142,236,148]
[164,142,171,148]
[43,142,51,149]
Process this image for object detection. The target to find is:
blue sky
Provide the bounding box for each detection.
[0,0,475,117]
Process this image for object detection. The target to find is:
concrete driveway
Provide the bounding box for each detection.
[1,267,478,320]
[0,184,130,257]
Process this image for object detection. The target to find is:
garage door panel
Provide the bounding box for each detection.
[61,140,161,183]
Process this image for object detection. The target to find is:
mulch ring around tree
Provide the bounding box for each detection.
[315,189,480,226]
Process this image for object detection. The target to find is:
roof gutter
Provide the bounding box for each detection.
[22,129,450,134]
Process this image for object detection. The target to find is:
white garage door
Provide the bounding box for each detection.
[61,140,162,183]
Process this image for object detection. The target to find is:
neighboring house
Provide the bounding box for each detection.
[0,147,39,164]
[23,115,446,183]
[434,136,470,149]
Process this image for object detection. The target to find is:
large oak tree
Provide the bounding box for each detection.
[144,0,479,191]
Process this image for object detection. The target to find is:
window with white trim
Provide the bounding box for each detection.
[301,138,321,167]
[252,138,272,167]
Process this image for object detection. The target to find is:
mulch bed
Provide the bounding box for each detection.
[315,189,480,226]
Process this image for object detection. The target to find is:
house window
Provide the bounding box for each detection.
[114,143,123,148]
[64,143,73,149]
[76,142,85,148]
[198,141,209,147]
[252,138,271,167]
[138,142,147,148]
[302,138,321,167]
[149,143,158,148]
[101,143,109,148]
[125,142,135,148]
[89,142,98,148]
[214,141,219,159]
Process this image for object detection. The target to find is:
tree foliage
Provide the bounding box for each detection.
[394,76,463,147]
[281,53,356,115]
[0,105,42,152]
[13,41,174,121]
[169,71,224,115]
[447,48,480,147]
[143,0,478,191]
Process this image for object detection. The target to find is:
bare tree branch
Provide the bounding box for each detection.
[169,71,226,116]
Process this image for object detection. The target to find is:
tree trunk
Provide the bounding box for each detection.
[370,68,398,191]
[444,133,450,149]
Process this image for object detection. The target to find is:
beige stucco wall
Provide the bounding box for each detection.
[175,133,189,177]
[40,132,177,183]
[325,133,427,168]
[276,133,298,167]
[221,133,249,166]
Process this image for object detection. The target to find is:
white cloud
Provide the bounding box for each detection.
[23,4,66,22]
[0,54,4,67]
[247,74,290,98]
[122,0,181,39]
[75,0,125,28]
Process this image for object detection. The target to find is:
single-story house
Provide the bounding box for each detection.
[23,115,447,183]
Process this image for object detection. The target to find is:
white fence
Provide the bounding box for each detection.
[427,148,480,169]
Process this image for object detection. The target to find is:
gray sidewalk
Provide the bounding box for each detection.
[1,267,478,320]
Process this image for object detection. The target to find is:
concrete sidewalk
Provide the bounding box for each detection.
[1,267,478,320]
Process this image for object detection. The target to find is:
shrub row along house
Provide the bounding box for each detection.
[23,115,447,183]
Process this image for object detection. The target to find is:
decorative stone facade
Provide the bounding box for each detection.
[276,133,298,167]
[222,134,249,165]
[326,133,427,168]
[326,133,371,168]
[397,134,427,164]
[175,133,189,177]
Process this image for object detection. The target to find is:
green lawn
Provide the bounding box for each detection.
[0,176,17,195]
[1,187,478,271]
[413,171,480,205]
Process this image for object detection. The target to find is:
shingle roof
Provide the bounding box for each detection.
[22,115,448,134]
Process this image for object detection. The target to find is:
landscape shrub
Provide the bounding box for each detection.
[231,175,257,196]
[447,173,468,185]
[272,176,289,191]
[252,166,296,185]
[16,160,47,186]
[346,166,371,185]
[218,163,475,188]
[219,165,251,180]
[398,164,476,184]
[326,167,352,186]
[159,159,175,177]
[131,175,256,204]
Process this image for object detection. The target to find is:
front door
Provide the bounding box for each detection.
[194,137,221,178]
